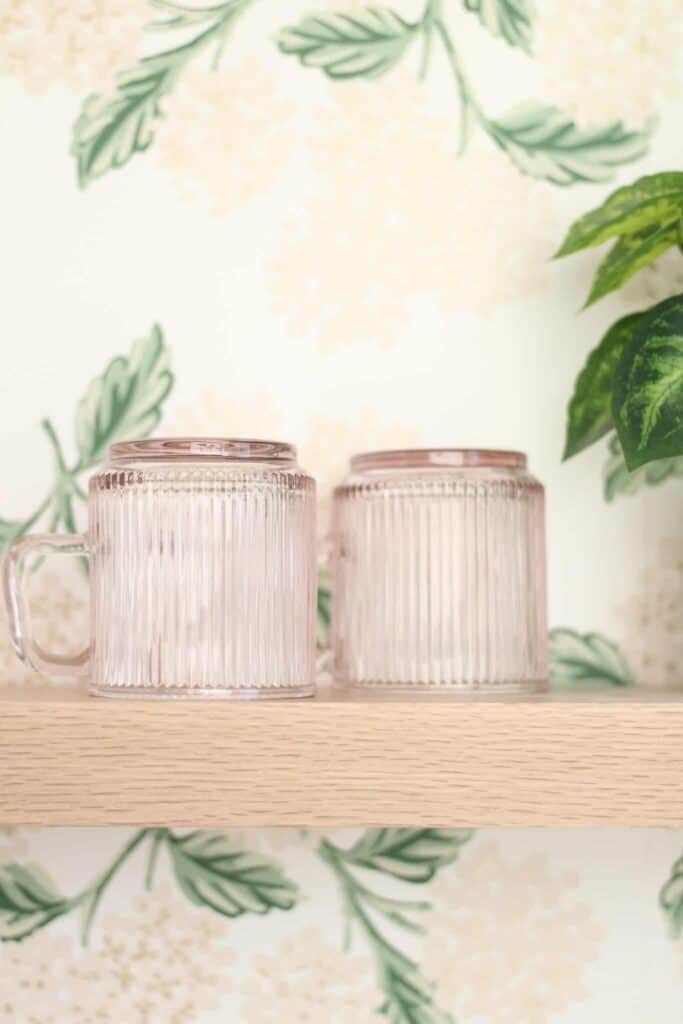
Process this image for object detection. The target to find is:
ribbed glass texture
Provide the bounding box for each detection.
[89,440,316,698]
[331,450,547,692]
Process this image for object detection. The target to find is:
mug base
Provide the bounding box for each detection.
[332,678,547,695]
[89,683,316,700]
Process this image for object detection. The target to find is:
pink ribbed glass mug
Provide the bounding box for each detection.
[3,438,317,698]
[330,448,547,692]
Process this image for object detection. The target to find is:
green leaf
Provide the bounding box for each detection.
[555,172,683,257]
[549,628,636,687]
[603,431,683,501]
[613,294,683,469]
[317,566,331,650]
[585,221,681,306]
[167,831,298,918]
[73,0,248,186]
[379,945,453,1024]
[660,854,683,939]
[487,104,651,186]
[347,829,473,882]
[73,60,171,187]
[564,313,643,459]
[463,0,534,54]
[277,8,417,80]
[0,862,68,942]
[75,324,173,471]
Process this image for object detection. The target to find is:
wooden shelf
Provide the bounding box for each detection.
[0,685,681,827]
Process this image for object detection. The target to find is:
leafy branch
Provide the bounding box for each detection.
[0,828,298,945]
[0,324,173,557]
[556,172,683,496]
[278,0,651,185]
[73,0,652,187]
[319,829,472,1022]
[73,0,256,186]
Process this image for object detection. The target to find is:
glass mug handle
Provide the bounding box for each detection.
[2,533,90,680]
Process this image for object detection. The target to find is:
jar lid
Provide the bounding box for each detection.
[110,438,297,464]
[350,448,527,471]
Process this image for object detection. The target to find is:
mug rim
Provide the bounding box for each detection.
[109,437,297,464]
[350,448,528,471]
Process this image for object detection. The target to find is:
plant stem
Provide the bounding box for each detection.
[432,16,479,155]
[41,418,69,476]
[145,828,167,890]
[320,840,416,942]
[418,0,437,80]
[158,0,255,82]
[75,828,151,945]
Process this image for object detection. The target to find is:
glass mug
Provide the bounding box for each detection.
[3,438,317,698]
[330,448,547,692]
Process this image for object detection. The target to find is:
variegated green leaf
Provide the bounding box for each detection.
[463,0,534,54]
[75,324,173,471]
[487,105,651,186]
[603,432,683,501]
[73,0,250,186]
[660,854,683,939]
[277,8,417,79]
[585,222,681,306]
[549,628,636,687]
[168,831,298,917]
[556,172,683,257]
[564,313,643,460]
[347,829,473,882]
[613,294,683,469]
[0,862,68,942]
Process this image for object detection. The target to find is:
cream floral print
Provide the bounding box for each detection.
[0,828,27,863]
[620,248,683,310]
[228,827,321,856]
[540,0,683,124]
[170,392,283,449]
[270,77,557,351]
[0,885,234,1024]
[172,393,413,523]
[0,570,88,686]
[0,0,643,188]
[422,842,604,1023]
[0,0,146,94]
[301,411,415,518]
[614,538,683,689]
[239,926,380,1023]
[156,61,297,215]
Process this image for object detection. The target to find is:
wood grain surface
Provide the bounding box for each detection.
[1,685,681,827]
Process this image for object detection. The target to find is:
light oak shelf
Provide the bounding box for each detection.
[0,685,681,828]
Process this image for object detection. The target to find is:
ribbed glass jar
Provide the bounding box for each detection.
[330,449,547,692]
[88,438,317,698]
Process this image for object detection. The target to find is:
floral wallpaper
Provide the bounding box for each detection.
[1,0,683,1020]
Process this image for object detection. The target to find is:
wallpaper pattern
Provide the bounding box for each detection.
[1,0,683,1021]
